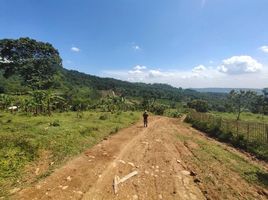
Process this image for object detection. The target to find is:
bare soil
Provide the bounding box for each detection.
[14,116,268,200]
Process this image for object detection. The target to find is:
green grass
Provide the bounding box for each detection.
[185,114,268,161]
[212,111,268,123]
[163,109,183,118]
[0,111,140,197]
[176,133,268,188]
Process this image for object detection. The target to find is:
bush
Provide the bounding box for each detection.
[187,99,209,113]
[218,132,233,142]
[110,126,119,134]
[151,104,167,115]
[231,135,247,148]
[99,114,108,120]
[50,120,60,127]
[164,110,182,118]
[79,127,99,137]
[248,143,268,161]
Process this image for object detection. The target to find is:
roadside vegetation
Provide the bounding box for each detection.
[185,111,268,161]
[0,111,139,196]
[176,132,268,199]
[212,111,268,123]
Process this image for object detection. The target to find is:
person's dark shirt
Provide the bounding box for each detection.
[143,112,148,121]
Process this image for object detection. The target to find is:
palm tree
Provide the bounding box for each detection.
[44,90,65,115]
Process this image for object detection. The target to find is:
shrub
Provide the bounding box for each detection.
[231,135,247,149]
[79,127,99,137]
[99,114,108,120]
[151,104,167,115]
[187,99,209,113]
[218,132,233,142]
[110,126,119,134]
[50,120,60,127]
[165,110,182,118]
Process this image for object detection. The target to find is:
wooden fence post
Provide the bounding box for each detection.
[247,123,250,143]
[266,125,268,143]
[236,121,239,136]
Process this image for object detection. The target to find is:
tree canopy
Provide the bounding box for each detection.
[0,37,62,89]
[227,90,257,120]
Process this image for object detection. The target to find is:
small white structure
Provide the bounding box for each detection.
[8,106,18,113]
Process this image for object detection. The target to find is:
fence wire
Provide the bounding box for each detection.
[188,112,268,144]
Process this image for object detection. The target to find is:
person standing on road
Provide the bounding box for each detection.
[143,110,149,127]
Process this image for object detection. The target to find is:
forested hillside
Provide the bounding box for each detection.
[1,37,267,116]
[0,37,228,114]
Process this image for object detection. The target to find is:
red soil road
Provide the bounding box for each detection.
[14,116,267,200]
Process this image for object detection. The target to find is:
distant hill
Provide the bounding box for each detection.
[192,88,263,94]
[60,69,220,101]
[0,66,228,108]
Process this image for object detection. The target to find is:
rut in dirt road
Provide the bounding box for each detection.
[15,117,268,200]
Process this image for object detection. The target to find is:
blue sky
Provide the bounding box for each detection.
[1,0,268,88]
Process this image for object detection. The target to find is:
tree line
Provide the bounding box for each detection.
[187,89,268,120]
[1,37,267,117]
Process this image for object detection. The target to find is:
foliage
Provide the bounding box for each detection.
[0,37,230,112]
[0,94,13,109]
[49,119,60,127]
[187,99,209,112]
[0,37,62,89]
[227,90,258,120]
[164,109,183,118]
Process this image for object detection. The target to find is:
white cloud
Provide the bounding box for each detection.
[101,58,268,88]
[218,55,262,74]
[128,65,147,75]
[259,46,268,53]
[148,70,170,78]
[128,69,143,74]
[133,45,141,50]
[134,65,147,70]
[131,43,142,51]
[71,47,80,52]
[192,65,207,73]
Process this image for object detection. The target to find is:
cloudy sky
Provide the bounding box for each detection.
[1,0,268,88]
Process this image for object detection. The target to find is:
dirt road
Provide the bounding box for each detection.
[15,116,268,200]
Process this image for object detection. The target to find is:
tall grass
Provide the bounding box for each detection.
[212,111,268,123]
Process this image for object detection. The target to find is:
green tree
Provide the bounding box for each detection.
[44,90,65,115]
[0,94,12,110]
[228,90,256,120]
[187,99,208,113]
[0,37,62,89]
[29,90,46,115]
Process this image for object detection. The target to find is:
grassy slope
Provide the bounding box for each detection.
[176,132,268,199]
[0,111,140,197]
[212,111,268,123]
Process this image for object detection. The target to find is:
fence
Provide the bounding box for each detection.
[187,111,268,144]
